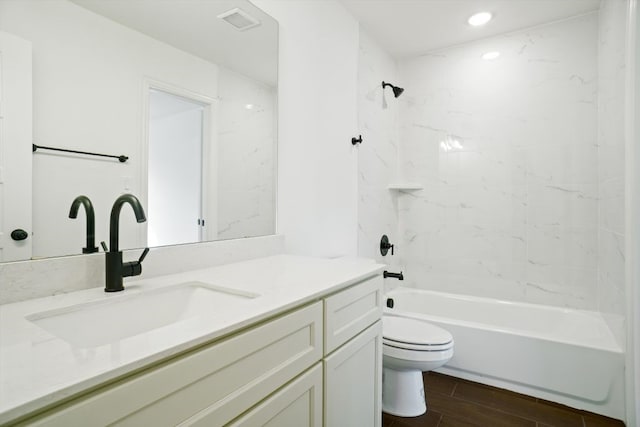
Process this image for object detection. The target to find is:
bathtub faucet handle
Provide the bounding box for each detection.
[380,235,395,256]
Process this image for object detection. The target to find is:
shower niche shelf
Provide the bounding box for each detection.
[387,183,423,191]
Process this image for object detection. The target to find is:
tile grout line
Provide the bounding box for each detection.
[435,413,443,426]
[442,381,587,426]
[433,390,546,426]
[426,374,623,427]
[450,381,458,397]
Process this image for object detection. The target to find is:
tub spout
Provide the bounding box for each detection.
[383,271,404,280]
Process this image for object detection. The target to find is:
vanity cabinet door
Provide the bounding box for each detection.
[226,363,323,427]
[324,320,382,427]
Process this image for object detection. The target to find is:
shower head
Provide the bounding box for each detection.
[382,81,404,98]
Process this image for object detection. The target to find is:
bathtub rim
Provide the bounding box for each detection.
[384,287,624,353]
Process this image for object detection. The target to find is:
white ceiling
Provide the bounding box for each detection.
[71,0,278,86]
[339,0,601,58]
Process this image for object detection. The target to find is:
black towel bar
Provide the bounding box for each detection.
[33,144,128,163]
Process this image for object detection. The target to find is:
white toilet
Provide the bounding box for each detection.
[382,315,454,417]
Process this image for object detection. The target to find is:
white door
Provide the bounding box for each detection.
[147,89,205,247]
[0,31,32,262]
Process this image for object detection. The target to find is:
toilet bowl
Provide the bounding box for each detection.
[382,315,454,417]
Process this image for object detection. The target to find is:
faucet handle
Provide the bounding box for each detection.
[138,247,149,263]
[380,235,395,256]
[122,248,149,278]
[101,241,109,252]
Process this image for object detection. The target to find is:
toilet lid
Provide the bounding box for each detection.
[383,315,453,346]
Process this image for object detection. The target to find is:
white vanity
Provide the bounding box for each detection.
[0,255,384,426]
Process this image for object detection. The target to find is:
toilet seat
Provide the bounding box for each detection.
[384,340,453,352]
[382,316,453,351]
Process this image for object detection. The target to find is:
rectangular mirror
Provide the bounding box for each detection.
[0,0,278,262]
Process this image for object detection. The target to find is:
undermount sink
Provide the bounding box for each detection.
[26,282,259,348]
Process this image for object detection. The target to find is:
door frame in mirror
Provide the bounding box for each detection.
[141,78,219,247]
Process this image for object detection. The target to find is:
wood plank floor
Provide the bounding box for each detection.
[382,372,626,427]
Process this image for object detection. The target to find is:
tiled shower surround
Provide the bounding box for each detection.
[357,29,402,287]
[397,13,604,309]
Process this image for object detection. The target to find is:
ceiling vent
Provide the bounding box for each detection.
[217,8,261,31]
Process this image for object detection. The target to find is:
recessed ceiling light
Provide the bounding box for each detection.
[468,12,492,26]
[481,51,500,60]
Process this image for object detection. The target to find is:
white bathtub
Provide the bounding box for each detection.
[384,287,625,419]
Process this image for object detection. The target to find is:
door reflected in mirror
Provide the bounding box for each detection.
[0,0,278,262]
[148,89,206,248]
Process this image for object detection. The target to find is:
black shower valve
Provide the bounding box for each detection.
[380,234,394,256]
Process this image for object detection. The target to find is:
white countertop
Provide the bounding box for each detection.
[0,254,384,423]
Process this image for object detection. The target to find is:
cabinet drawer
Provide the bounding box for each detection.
[324,275,382,354]
[22,302,323,427]
[227,363,323,427]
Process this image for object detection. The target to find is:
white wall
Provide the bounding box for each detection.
[397,14,600,309]
[217,67,276,240]
[252,0,359,257]
[625,0,639,424]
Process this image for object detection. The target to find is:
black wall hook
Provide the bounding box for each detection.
[351,135,363,145]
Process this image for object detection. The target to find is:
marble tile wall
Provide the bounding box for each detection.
[217,67,276,240]
[357,29,402,292]
[397,13,600,309]
[597,0,627,340]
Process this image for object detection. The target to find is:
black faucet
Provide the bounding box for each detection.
[104,194,149,292]
[68,195,99,254]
